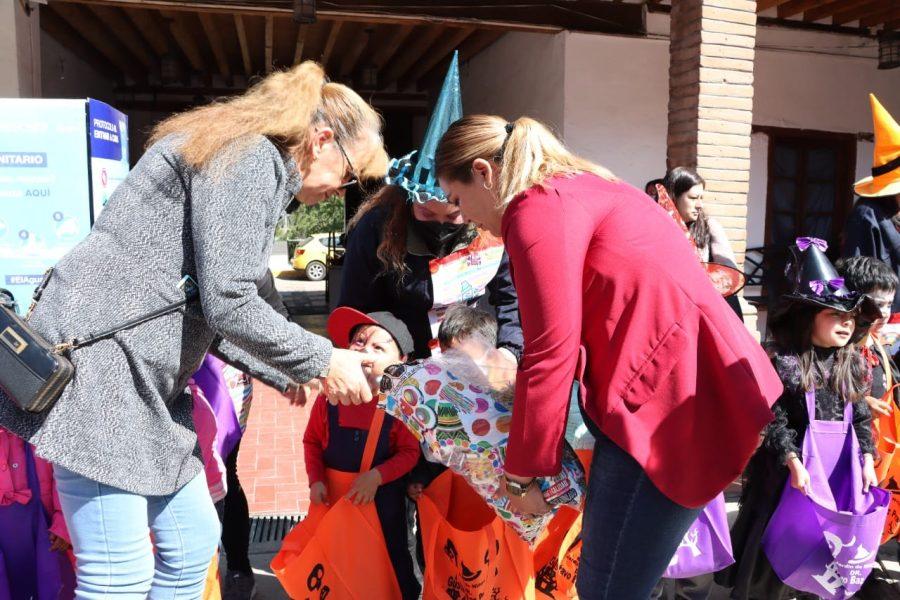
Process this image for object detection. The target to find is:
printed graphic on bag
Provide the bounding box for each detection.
[380,358,587,543]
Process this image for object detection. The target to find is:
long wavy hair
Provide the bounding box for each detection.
[663,167,710,250]
[148,61,387,177]
[768,303,869,402]
[434,115,616,205]
[348,184,410,274]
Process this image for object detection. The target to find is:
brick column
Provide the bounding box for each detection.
[666,0,758,332]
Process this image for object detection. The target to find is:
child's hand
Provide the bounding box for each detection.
[866,395,892,417]
[347,469,383,505]
[49,532,71,553]
[863,454,879,493]
[407,482,424,501]
[788,458,811,495]
[310,481,329,506]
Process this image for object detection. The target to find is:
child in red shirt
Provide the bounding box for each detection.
[303,307,420,599]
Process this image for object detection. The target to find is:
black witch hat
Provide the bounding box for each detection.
[778,237,879,320]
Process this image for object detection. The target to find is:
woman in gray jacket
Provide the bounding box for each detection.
[0,62,388,598]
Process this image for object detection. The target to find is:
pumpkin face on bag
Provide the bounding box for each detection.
[443,537,502,598]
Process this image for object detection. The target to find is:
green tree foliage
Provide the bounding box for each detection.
[276,195,345,241]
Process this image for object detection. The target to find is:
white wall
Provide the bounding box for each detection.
[0,1,41,97]
[460,31,566,136]
[563,32,670,189]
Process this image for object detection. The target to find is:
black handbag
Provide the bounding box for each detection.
[0,269,198,414]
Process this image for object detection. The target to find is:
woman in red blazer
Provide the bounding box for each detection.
[435,116,783,599]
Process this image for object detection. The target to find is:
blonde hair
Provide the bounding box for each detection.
[149,61,387,177]
[434,115,615,204]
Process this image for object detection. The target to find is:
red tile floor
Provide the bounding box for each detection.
[237,382,312,516]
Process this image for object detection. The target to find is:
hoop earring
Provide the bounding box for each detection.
[482,180,493,191]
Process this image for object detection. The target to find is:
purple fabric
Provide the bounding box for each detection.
[663,492,734,579]
[762,390,890,599]
[191,354,242,460]
[0,446,65,600]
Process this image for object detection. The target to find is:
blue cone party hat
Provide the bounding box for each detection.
[386,51,462,203]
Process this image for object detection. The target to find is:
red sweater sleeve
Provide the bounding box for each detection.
[501,184,593,477]
[302,396,329,486]
[375,419,422,484]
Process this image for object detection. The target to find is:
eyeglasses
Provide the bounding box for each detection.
[332,134,359,190]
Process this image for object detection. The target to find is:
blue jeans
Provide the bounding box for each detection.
[577,432,701,600]
[54,466,220,599]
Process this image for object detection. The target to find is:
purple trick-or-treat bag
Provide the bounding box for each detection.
[664,493,735,579]
[762,391,890,599]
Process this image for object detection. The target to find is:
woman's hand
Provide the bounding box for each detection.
[497,475,551,516]
[323,349,375,406]
[863,454,879,494]
[282,380,322,407]
[347,469,382,505]
[866,394,892,417]
[49,532,71,553]
[310,481,329,506]
[788,457,810,495]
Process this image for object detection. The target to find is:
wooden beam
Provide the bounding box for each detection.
[160,10,205,71]
[832,0,885,25]
[86,5,156,69]
[370,24,413,70]
[264,16,274,73]
[339,25,371,77]
[321,20,344,70]
[48,0,563,34]
[50,4,144,80]
[41,7,120,79]
[401,27,474,90]
[381,26,444,88]
[777,0,830,19]
[803,0,853,22]
[234,15,253,76]
[198,13,230,77]
[293,25,308,64]
[124,7,170,56]
[756,0,792,11]
[861,7,900,28]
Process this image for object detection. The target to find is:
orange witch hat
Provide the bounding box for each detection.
[855,94,900,198]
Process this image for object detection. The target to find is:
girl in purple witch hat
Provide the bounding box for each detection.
[0,427,75,600]
[715,237,882,599]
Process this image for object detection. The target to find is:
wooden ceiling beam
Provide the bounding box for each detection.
[41,7,120,79]
[293,25,308,65]
[264,16,274,74]
[832,0,886,25]
[400,26,475,91]
[321,20,344,71]
[381,26,444,88]
[123,8,170,56]
[777,0,830,19]
[234,15,253,76]
[86,5,157,69]
[370,24,414,70]
[803,0,853,22]
[861,7,900,28]
[160,10,206,71]
[339,25,371,77]
[50,3,145,80]
[756,0,792,12]
[198,13,230,77]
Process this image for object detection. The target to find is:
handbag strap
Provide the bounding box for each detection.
[360,408,386,473]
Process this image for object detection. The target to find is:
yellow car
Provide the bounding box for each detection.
[290,234,343,281]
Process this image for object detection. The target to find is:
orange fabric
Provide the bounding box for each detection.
[419,470,535,600]
[271,410,402,600]
[855,94,900,197]
[202,552,221,600]
[533,507,582,599]
[873,384,900,483]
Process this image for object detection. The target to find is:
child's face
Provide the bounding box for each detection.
[811,309,856,348]
[348,324,405,388]
[867,287,895,335]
